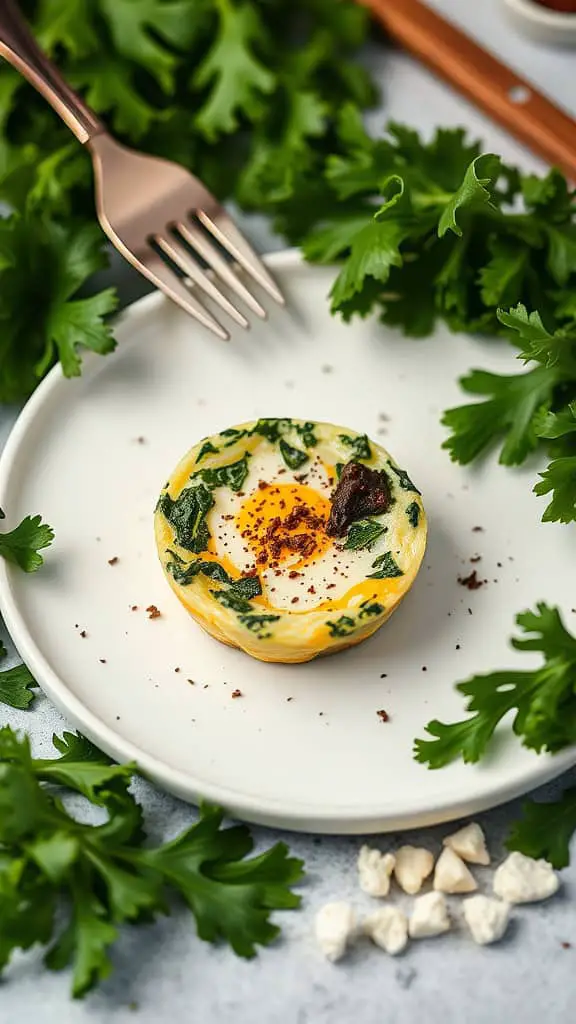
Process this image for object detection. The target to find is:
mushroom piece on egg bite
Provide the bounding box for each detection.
[154,418,426,664]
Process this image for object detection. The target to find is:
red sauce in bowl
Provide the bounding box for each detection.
[534,0,576,12]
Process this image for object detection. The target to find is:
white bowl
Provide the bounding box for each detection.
[503,0,576,45]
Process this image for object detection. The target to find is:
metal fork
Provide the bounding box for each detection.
[0,0,284,340]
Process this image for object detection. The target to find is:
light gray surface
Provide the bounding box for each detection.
[1,1,575,1019]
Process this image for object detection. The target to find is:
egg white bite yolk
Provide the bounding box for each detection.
[154,419,427,664]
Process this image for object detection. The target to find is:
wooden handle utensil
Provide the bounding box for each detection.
[361,0,576,178]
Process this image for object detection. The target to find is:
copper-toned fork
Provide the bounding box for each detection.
[0,0,284,340]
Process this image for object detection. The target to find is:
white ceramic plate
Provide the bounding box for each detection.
[1,251,575,834]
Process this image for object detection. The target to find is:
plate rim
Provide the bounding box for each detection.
[1,248,574,834]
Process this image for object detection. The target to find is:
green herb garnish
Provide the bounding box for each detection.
[250,418,293,443]
[295,422,318,448]
[358,600,384,618]
[406,501,420,527]
[343,519,386,551]
[388,464,420,495]
[0,727,303,997]
[165,553,262,602]
[230,575,262,600]
[196,440,219,463]
[0,514,54,572]
[212,590,254,614]
[157,485,214,554]
[238,613,281,639]
[339,433,372,461]
[506,788,576,869]
[326,615,357,638]
[0,643,37,710]
[196,453,251,493]
[279,438,309,471]
[0,1,375,402]
[367,552,403,579]
[414,603,576,769]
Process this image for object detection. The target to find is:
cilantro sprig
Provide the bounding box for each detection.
[0,727,303,998]
[414,603,576,769]
[297,116,576,523]
[0,511,54,571]
[0,642,37,710]
[506,788,576,869]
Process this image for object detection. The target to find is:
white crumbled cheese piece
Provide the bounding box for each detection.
[394,846,435,895]
[314,902,356,962]
[443,823,490,865]
[433,847,478,894]
[493,851,559,904]
[357,846,396,897]
[463,896,510,945]
[408,891,451,939]
[363,906,408,955]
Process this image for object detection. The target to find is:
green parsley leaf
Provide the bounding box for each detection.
[0,514,54,572]
[388,463,420,494]
[537,402,576,440]
[196,441,219,463]
[406,501,420,528]
[211,590,253,614]
[343,519,387,551]
[414,603,576,769]
[0,729,303,996]
[295,422,318,448]
[442,367,558,466]
[0,644,37,710]
[193,2,274,141]
[506,788,576,869]
[229,575,262,601]
[279,439,308,471]
[33,732,135,804]
[367,551,403,579]
[327,615,357,638]
[534,455,576,524]
[339,433,372,461]
[330,178,406,312]
[0,215,117,401]
[438,154,499,238]
[157,485,214,554]
[196,453,251,493]
[498,303,576,376]
[237,613,280,639]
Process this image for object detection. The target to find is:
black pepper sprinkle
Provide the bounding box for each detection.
[108,556,119,566]
[99,659,107,664]
[80,630,87,638]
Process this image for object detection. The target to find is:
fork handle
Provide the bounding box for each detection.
[0,0,104,144]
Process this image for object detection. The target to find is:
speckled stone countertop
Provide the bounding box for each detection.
[1,2,575,1021]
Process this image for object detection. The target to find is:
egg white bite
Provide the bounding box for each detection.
[154,418,427,664]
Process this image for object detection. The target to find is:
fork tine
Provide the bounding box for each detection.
[176,221,267,319]
[196,210,285,306]
[141,248,230,340]
[155,235,250,330]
